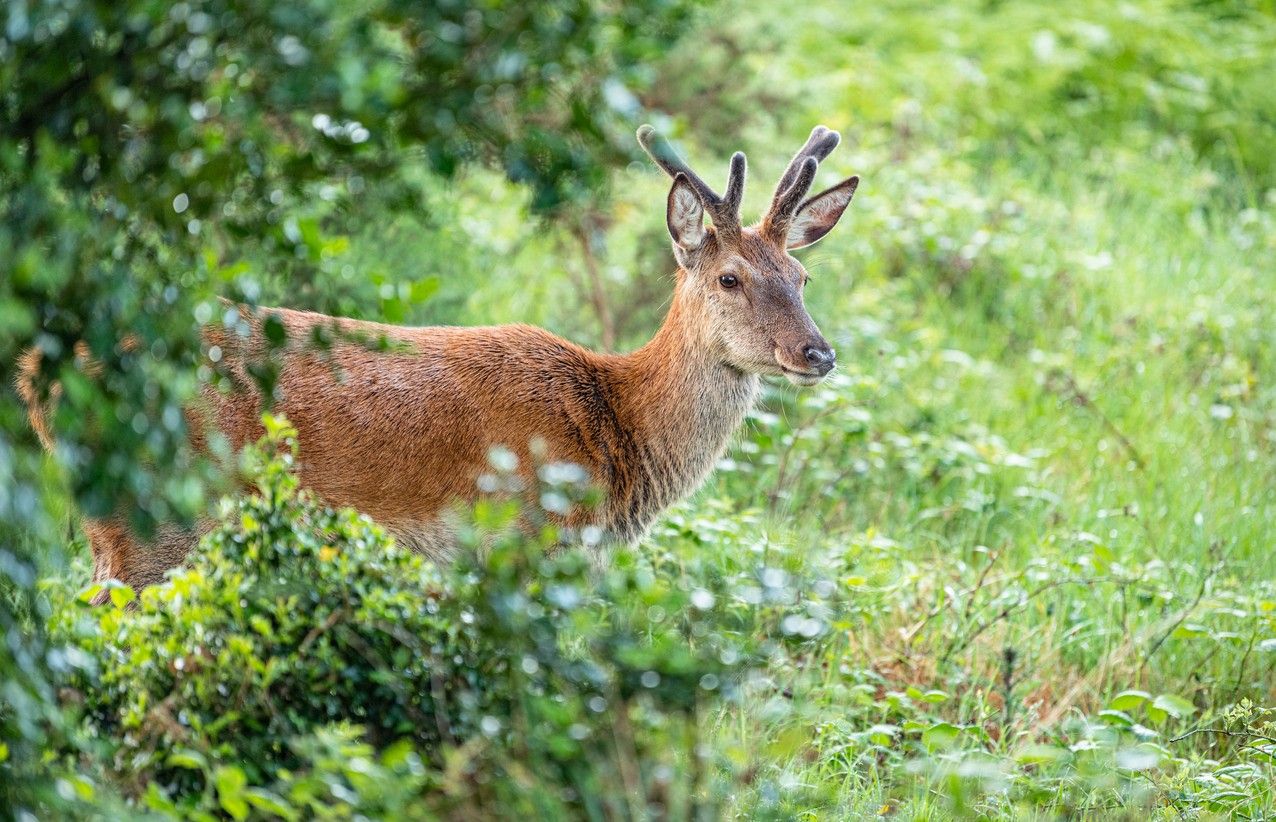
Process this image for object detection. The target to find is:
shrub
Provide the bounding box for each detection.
[63,418,500,804]
[57,417,834,817]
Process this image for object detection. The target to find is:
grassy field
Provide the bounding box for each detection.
[680,1,1276,816]
[34,0,1276,817]
[561,0,1275,816]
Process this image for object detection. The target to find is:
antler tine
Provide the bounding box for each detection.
[771,125,841,201]
[762,125,842,242]
[767,156,819,232]
[636,125,722,207]
[722,151,746,218]
[637,125,743,230]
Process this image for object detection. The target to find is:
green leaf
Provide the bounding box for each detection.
[1151,693,1196,719]
[142,783,179,815]
[1098,709,1133,727]
[250,615,274,638]
[922,722,962,750]
[214,765,249,821]
[767,726,809,759]
[1171,622,1208,639]
[244,788,299,821]
[1015,743,1066,765]
[409,276,440,303]
[166,749,207,770]
[1108,690,1152,712]
[866,724,900,745]
[77,584,105,605]
[381,740,415,768]
[109,585,136,609]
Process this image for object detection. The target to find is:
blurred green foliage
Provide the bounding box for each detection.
[811,0,1276,190]
[4,0,1276,817]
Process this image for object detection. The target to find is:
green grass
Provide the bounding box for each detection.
[635,0,1276,816]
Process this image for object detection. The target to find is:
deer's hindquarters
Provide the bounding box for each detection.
[82,518,209,604]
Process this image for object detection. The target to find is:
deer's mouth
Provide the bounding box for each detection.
[779,366,826,387]
[773,345,831,386]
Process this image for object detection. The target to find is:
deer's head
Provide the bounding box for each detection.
[639,125,857,386]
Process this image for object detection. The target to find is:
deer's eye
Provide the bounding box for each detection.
[718,274,739,289]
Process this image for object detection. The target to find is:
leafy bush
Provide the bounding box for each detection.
[56,418,839,817]
[65,418,500,799]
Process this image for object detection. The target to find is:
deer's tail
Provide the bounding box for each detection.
[15,347,60,451]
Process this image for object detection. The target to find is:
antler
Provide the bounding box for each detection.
[762,126,841,242]
[637,125,745,236]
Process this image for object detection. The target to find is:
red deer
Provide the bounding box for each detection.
[18,125,859,599]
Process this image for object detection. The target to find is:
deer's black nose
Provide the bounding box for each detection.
[803,343,836,374]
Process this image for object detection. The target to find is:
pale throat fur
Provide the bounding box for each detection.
[596,291,760,544]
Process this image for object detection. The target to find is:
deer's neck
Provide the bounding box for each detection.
[603,290,759,541]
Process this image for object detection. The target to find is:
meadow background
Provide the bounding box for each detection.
[2,0,1275,818]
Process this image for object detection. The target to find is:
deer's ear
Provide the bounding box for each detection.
[786,176,858,250]
[667,174,707,251]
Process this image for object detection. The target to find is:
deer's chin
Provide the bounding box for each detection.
[780,367,825,387]
[724,356,827,386]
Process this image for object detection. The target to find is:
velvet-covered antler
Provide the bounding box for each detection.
[637,125,746,236]
[762,126,842,243]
